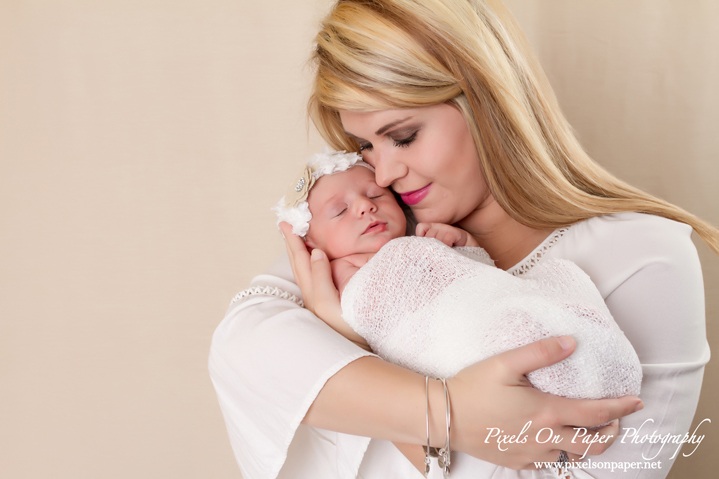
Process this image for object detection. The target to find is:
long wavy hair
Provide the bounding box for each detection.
[308,0,719,254]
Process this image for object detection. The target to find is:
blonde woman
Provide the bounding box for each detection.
[209,1,716,477]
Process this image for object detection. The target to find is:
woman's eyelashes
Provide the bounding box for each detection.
[357,129,420,152]
[391,130,418,148]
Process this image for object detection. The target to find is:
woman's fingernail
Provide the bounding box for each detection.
[635,401,644,412]
[558,336,574,350]
[311,249,326,262]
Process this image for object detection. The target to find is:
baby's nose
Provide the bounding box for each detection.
[357,198,377,215]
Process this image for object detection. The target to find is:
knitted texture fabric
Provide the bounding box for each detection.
[341,237,642,399]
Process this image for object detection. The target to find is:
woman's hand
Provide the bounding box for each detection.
[279,222,343,326]
[447,336,643,468]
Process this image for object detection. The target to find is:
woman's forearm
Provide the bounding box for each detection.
[302,356,449,448]
[301,339,641,468]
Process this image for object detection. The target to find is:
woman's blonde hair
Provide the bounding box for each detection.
[308,0,719,254]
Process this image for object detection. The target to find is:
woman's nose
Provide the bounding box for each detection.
[372,150,408,188]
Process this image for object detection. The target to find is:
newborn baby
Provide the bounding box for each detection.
[298,156,477,297]
[273,149,642,401]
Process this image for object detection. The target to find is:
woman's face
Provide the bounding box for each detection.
[339,103,490,225]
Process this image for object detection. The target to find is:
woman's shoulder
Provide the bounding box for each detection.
[571,211,693,243]
[566,212,695,261]
[546,212,700,298]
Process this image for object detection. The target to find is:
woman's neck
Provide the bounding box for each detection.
[457,198,553,271]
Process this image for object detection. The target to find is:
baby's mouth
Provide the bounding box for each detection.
[363,221,387,234]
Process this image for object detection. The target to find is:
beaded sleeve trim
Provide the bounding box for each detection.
[230,286,305,308]
[510,227,571,277]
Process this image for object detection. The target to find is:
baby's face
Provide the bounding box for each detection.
[305,166,406,260]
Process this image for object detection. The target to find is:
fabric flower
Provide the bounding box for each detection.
[284,165,316,208]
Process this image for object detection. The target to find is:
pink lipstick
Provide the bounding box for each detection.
[399,184,431,206]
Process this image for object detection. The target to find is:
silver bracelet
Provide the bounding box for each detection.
[423,377,452,477]
[438,378,451,477]
[423,376,432,477]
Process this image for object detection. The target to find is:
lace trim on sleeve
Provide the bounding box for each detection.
[230,286,305,308]
[510,227,571,277]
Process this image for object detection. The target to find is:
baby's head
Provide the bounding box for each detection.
[274,150,406,260]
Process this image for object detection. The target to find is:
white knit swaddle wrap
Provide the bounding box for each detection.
[341,237,642,399]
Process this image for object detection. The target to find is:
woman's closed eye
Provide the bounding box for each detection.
[391,130,418,148]
[357,130,418,152]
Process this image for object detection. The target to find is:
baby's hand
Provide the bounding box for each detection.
[416,223,480,247]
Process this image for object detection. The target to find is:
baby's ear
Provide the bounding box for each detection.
[303,236,316,253]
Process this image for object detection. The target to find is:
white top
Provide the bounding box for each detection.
[209,213,709,479]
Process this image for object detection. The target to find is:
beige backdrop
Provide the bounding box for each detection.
[0,1,716,478]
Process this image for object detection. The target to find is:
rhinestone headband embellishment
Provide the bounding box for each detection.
[284,165,316,208]
[295,177,305,191]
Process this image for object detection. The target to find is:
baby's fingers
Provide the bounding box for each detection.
[415,223,430,237]
[439,228,461,247]
[416,223,455,247]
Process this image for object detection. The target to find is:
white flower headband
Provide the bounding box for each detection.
[272,148,374,237]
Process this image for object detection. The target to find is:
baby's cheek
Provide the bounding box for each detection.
[392,221,407,240]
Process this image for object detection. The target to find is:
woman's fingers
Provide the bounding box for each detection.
[472,337,641,460]
[309,249,343,320]
[547,419,621,458]
[557,395,642,430]
[279,222,313,304]
[550,421,619,461]
[493,336,576,379]
[564,451,583,463]
[450,339,642,467]
[277,222,342,322]
[498,336,642,424]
